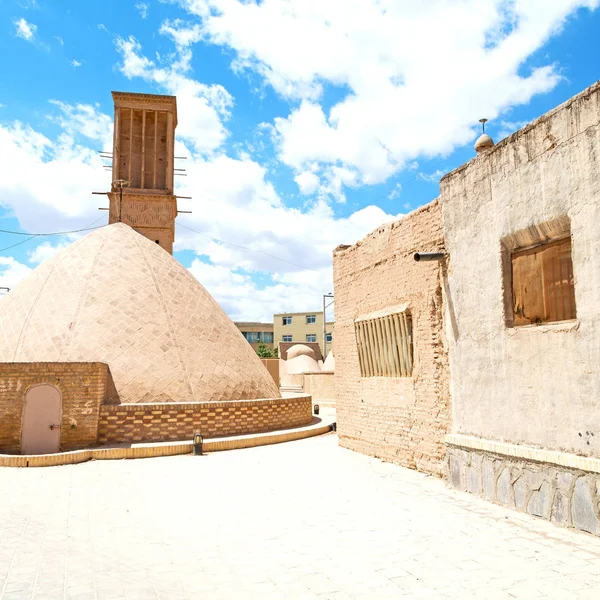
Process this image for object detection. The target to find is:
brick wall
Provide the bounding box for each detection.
[0,362,114,453]
[98,395,313,444]
[332,201,450,476]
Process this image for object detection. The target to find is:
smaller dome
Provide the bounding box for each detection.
[287,344,316,360]
[475,133,494,154]
[323,351,335,371]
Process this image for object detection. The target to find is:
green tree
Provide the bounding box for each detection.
[256,341,275,358]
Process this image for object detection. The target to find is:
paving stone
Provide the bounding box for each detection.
[482,459,495,500]
[557,471,574,493]
[514,477,529,510]
[1,435,600,599]
[527,481,553,519]
[551,490,570,526]
[496,468,514,508]
[449,455,463,490]
[572,477,600,535]
[466,465,482,495]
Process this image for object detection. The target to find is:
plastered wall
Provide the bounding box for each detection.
[333,201,451,476]
[441,81,600,457]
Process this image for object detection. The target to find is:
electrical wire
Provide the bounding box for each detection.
[177,221,313,271]
[0,217,106,254]
[0,220,105,237]
[0,235,38,253]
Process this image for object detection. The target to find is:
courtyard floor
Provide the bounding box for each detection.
[1,434,600,600]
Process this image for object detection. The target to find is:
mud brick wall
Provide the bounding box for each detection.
[98,396,313,444]
[303,372,336,403]
[332,201,450,476]
[0,362,113,453]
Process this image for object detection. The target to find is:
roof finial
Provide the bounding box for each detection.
[475,118,494,154]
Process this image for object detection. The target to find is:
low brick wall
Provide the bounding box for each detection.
[98,395,313,444]
[0,362,114,453]
[447,440,600,536]
[303,372,336,403]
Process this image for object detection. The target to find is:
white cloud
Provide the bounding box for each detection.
[27,241,70,265]
[171,0,599,198]
[48,101,112,146]
[0,106,109,233]
[115,35,232,154]
[14,17,36,41]
[0,100,400,321]
[136,2,149,19]
[388,183,402,200]
[294,171,320,195]
[0,257,32,291]
[416,169,446,184]
[70,59,82,68]
[55,35,64,45]
[497,119,531,140]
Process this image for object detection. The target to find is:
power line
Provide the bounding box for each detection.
[0,220,105,237]
[177,221,313,271]
[0,217,106,254]
[0,235,38,253]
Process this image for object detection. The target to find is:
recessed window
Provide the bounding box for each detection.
[282,316,292,325]
[263,332,274,343]
[511,237,576,326]
[306,314,316,324]
[282,335,293,342]
[306,334,317,343]
[354,311,413,377]
[326,333,332,343]
[242,332,260,343]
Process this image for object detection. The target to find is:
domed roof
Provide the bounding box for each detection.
[323,351,335,371]
[287,344,316,359]
[0,224,280,403]
[475,133,494,154]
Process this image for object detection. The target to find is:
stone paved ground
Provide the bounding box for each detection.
[1,434,600,600]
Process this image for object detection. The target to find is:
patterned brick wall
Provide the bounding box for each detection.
[0,362,114,453]
[332,201,451,476]
[98,396,313,444]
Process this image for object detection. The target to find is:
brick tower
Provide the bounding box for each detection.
[108,92,178,254]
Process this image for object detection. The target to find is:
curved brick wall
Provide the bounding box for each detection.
[98,396,313,444]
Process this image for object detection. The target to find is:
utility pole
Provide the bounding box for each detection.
[322,293,334,357]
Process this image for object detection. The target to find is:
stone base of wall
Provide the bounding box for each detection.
[447,438,600,536]
[98,396,312,444]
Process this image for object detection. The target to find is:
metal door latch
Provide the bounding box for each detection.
[49,424,62,430]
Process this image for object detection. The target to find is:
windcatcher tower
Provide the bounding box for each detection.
[108,92,178,254]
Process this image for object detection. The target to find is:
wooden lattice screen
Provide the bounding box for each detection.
[354,312,413,377]
[512,237,576,326]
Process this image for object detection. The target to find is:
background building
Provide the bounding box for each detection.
[273,311,334,356]
[234,322,274,352]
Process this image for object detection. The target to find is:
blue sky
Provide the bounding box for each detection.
[1,0,599,320]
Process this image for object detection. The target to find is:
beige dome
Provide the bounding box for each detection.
[287,344,316,360]
[0,224,280,403]
[475,133,494,154]
[323,351,335,371]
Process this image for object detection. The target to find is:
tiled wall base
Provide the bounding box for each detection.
[446,437,600,536]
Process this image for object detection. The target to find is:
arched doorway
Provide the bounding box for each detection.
[21,384,62,455]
